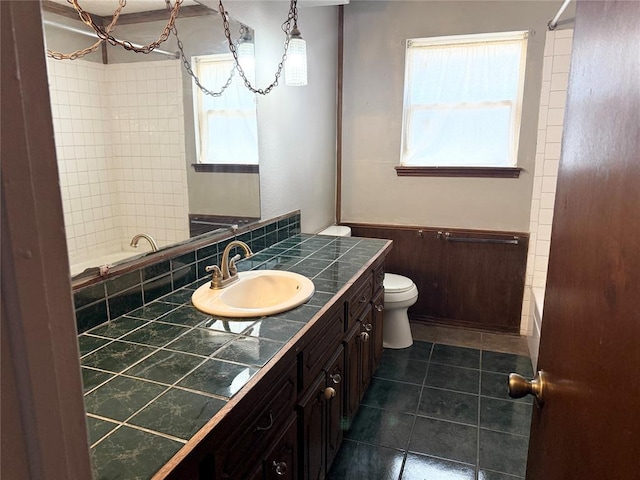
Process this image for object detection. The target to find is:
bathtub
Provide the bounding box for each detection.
[70,250,146,278]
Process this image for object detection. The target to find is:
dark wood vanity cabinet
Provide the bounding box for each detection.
[165,257,388,480]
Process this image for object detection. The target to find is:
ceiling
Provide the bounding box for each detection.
[49,0,200,16]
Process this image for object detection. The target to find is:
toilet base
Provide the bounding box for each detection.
[382,307,414,349]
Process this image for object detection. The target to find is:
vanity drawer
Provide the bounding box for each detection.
[346,274,373,331]
[215,363,297,480]
[373,262,385,296]
[299,307,345,393]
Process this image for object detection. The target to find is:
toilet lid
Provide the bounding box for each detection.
[384,273,415,293]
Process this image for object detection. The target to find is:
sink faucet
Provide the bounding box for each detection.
[130,233,159,252]
[205,240,253,289]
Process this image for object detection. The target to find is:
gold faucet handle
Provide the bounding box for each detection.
[205,265,223,289]
[228,254,242,276]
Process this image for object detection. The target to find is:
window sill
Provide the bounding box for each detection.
[395,166,522,178]
[192,164,259,174]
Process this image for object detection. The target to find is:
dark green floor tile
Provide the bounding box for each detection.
[178,359,258,398]
[409,416,477,465]
[91,426,182,480]
[84,376,166,421]
[159,306,213,327]
[243,318,303,343]
[198,317,256,334]
[431,344,480,369]
[481,371,532,404]
[373,355,429,385]
[326,440,404,480]
[383,341,433,362]
[345,405,414,450]
[213,336,285,367]
[418,387,479,426]
[361,377,421,414]
[480,397,532,436]
[478,470,524,480]
[126,302,177,320]
[81,341,156,373]
[81,368,114,393]
[479,429,529,477]
[425,363,480,394]
[166,329,236,356]
[481,351,533,376]
[121,322,191,347]
[123,350,205,384]
[86,416,118,445]
[401,453,475,480]
[159,289,194,305]
[87,317,148,339]
[78,335,111,356]
[129,388,226,440]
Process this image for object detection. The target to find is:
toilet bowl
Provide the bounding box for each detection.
[383,273,417,349]
[317,225,418,349]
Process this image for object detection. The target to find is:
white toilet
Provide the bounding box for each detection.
[318,225,418,349]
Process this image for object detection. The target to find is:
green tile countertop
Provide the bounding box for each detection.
[77,234,389,480]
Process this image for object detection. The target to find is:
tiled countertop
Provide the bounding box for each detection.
[77,234,389,479]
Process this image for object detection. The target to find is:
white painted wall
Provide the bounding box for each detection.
[341,1,566,232]
[229,2,339,233]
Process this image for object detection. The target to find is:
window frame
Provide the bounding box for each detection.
[398,31,529,178]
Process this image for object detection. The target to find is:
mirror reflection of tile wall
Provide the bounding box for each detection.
[47,58,189,270]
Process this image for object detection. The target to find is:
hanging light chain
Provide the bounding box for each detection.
[68,0,182,54]
[217,0,298,95]
[47,0,127,60]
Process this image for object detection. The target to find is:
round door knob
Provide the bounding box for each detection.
[360,332,370,342]
[324,386,336,400]
[508,370,546,406]
[272,461,287,476]
[329,373,342,385]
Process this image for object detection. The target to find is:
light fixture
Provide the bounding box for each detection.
[237,26,255,84]
[285,23,307,86]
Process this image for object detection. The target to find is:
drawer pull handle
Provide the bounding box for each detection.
[272,461,288,476]
[324,387,336,400]
[362,323,372,332]
[360,332,370,342]
[375,304,384,312]
[255,412,273,432]
[330,373,342,385]
[359,295,368,303]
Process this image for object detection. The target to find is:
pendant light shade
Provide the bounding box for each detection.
[285,25,307,86]
[237,28,255,84]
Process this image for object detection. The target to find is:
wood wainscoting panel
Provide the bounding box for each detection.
[348,224,529,333]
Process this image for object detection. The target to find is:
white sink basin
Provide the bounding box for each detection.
[191,270,315,318]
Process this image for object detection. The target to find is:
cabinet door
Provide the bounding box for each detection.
[298,373,326,480]
[263,414,297,480]
[371,289,384,370]
[344,323,361,422]
[358,306,373,398]
[324,346,345,470]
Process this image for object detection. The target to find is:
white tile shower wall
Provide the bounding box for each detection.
[521,30,573,359]
[47,58,189,267]
[107,61,189,251]
[47,59,121,266]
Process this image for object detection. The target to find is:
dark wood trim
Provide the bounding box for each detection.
[115,5,216,25]
[1,1,92,477]
[192,163,259,174]
[410,315,520,335]
[395,166,523,178]
[336,5,344,224]
[347,221,528,239]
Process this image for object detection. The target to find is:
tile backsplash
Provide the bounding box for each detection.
[73,213,301,333]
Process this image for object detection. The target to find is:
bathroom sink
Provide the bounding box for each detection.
[191,270,315,318]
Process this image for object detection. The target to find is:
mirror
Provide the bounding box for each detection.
[40,0,260,277]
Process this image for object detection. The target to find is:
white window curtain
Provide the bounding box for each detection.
[193,54,258,165]
[401,31,528,167]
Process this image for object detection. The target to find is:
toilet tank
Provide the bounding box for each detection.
[318,225,352,237]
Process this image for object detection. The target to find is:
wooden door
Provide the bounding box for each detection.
[298,373,326,480]
[325,347,345,470]
[525,1,640,478]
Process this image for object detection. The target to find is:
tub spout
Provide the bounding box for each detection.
[130,233,159,252]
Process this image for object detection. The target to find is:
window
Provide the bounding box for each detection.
[399,31,528,174]
[192,53,258,166]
